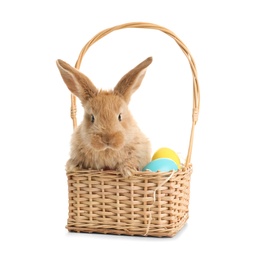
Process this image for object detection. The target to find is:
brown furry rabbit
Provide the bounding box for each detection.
[56,57,152,178]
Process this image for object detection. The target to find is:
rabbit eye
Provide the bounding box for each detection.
[91,114,95,123]
[118,113,122,121]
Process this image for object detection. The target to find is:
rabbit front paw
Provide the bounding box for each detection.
[118,165,137,179]
[66,159,83,172]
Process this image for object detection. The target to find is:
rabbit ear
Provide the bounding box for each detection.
[114,57,153,103]
[56,59,98,102]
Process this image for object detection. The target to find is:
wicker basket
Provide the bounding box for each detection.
[66,22,200,237]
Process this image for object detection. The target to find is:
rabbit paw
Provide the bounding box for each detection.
[119,165,137,179]
[66,159,83,172]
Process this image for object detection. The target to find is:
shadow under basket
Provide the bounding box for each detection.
[65,22,200,238]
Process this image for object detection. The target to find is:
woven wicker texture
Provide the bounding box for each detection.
[66,22,200,237]
[67,167,192,237]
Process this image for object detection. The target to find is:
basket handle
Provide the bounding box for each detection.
[70,22,200,167]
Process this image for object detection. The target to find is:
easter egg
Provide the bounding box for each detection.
[142,158,178,172]
[152,147,181,169]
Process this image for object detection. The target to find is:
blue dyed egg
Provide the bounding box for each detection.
[142,158,178,172]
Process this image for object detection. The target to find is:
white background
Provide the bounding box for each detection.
[1,0,260,259]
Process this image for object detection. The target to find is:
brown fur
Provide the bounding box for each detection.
[56,57,152,178]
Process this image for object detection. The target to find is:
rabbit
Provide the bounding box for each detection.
[56,57,153,178]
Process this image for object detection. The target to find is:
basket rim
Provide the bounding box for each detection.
[66,163,193,177]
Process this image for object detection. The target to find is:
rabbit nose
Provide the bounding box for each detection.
[101,135,111,145]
